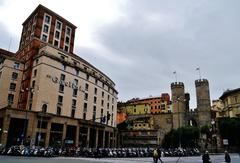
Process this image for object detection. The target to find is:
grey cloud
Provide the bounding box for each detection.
[0,22,19,52]
[91,0,240,107]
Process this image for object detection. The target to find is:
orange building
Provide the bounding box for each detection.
[128,93,171,114]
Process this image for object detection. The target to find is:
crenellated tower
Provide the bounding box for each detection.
[195,79,211,127]
[171,82,186,129]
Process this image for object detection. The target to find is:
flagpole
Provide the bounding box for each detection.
[173,71,177,82]
[196,68,201,79]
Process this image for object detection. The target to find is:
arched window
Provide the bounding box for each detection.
[57,107,61,115]
[42,104,47,113]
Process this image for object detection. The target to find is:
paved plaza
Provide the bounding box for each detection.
[0,154,240,163]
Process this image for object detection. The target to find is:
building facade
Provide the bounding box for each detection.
[0,4,118,148]
[218,88,240,118]
[117,79,212,147]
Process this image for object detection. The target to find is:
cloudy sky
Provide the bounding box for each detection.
[1,0,240,108]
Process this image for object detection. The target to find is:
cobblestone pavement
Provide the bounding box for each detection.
[0,154,239,163]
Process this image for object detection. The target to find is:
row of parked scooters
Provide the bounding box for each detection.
[0,145,200,157]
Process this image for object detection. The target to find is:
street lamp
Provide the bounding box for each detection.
[177,97,182,148]
[20,86,37,146]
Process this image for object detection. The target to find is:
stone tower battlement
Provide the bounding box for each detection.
[171,82,184,89]
[195,79,209,87]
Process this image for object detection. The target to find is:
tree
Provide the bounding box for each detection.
[162,126,200,148]
[218,117,240,148]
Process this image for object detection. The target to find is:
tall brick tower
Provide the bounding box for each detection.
[16,4,76,109]
[171,82,186,129]
[195,79,211,127]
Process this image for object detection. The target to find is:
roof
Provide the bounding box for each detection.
[219,88,240,100]
[0,48,15,57]
[22,4,77,29]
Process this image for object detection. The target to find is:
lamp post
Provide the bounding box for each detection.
[20,86,37,146]
[177,97,182,148]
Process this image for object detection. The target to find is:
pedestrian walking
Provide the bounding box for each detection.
[225,150,231,163]
[202,150,211,163]
[153,148,159,163]
[157,148,163,163]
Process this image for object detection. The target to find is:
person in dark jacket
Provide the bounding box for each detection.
[202,151,211,163]
[157,148,163,163]
[225,151,231,163]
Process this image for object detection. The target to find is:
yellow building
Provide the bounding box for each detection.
[126,103,150,115]
[219,88,240,118]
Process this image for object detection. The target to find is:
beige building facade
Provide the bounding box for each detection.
[0,5,118,148]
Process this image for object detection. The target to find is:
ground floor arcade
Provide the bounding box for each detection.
[0,107,117,148]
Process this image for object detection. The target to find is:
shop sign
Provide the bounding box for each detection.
[47,74,81,91]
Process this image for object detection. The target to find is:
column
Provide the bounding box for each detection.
[1,114,10,146]
[45,121,51,147]
[108,132,110,148]
[75,126,79,147]
[102,130,105,148]
[95,129,98,148]
[86,127,90,148]
[62,123,67,147]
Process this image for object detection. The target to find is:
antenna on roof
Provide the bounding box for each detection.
[8,37,12,51]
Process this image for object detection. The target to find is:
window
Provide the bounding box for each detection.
[94,96,97,104]
[9,83,16,91]
[101,108,103,117]
[94,88,97,95]
[35,59,39,64]
[84,93,88,100]
[61,64,66,70]
[86,74,89,80]
[85,83,89,91]
[107,103,109,109]
[42,104,47,113]
[64,45,69,52]
[55,31,60,39]
[108,95,110,101]
[11,72,18,80]
[45,15,51,24]
[42,34,47,42]
[8,94,14,104]
[59,84,64,93]
[66,27,71,35]
[112,98,114,104]
[95,79,98,84]
[57,107,61,115]
[102,91,104,98]
[43,25,49,33]
[101,100,104,106]
[75,69,79,76]
[73,88,78,97]
[60,74,65,81]
[65,36,70,44]
[58,95,63,105]
[71,109,75,118]
[32,80,35,89]
[54,40,59,47]
[83,113,86,120]
[93,106,96,121]
[72,99,76,108]
[33,69,37,77]
[56,21,62,30]
[13,62,20,69]
[84,103,87,112]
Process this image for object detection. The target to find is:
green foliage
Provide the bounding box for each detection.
[218,117,240,147]
[162,126,200,148]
